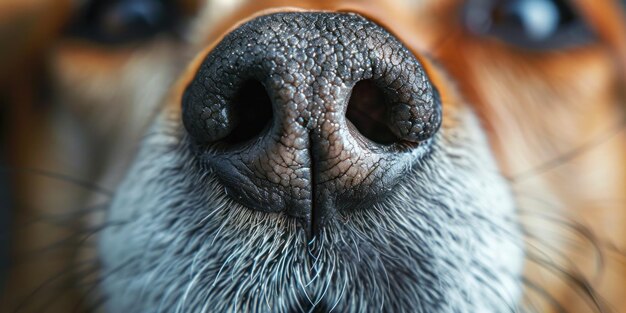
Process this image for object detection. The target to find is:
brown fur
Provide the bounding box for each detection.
[1,0,625,312]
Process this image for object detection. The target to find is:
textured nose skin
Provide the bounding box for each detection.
[183,12,441,235]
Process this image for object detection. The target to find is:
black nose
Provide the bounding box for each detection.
[182,12,441,236]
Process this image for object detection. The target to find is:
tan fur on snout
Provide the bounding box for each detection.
[2,0,625,312]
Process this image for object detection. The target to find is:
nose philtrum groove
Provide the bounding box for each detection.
[182,12,441,236]
[308,133,317,239]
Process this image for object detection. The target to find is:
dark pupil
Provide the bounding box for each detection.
[67,0,178,44]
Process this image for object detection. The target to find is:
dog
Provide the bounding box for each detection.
[1,0,625,312]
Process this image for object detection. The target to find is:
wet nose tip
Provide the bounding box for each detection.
[182,12,441,235]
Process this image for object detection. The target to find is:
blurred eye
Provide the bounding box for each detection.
[463,0,596,50]
[66,0,181,44]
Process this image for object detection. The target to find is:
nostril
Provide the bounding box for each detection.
[183,77,273,146]
[346,80,399,145]
[223,79,273,145]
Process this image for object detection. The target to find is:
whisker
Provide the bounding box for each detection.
[520,276,568,313]
[518,208,606,281]
[81,293,109,313]
[525,253,611,313]
[11,220,132,264]
[72,257,139,313]
[508,118,626,183]
[463,208,611,313]
[0,166,114,197]
[17,203,109,230]
[12,259,100,313]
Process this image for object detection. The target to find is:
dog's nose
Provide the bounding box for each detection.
[182,12,441,235]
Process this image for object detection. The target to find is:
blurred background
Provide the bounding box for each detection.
[0,0,625,312]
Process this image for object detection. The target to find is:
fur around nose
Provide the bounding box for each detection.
[182,12,441,236]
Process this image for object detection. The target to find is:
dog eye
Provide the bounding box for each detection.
[66,0,181,44]
[463,0,595,50]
